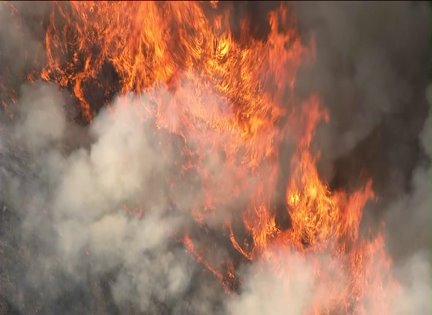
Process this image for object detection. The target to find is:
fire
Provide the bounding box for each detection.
[13,1,399,313]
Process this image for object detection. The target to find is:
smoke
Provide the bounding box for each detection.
[385,92,432,261]
[229,2,432,315]
[226,249,347,315]
[1,81,233,314]
[293,0,431,276]
[381,86,432,315]
[295,2,430,195]
[3,83,431,314]
[0,1,431,314]
[0,76,244,312]
[227,249,432,315]
[0,2,48,105]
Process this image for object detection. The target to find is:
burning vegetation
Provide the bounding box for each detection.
[0,2,430,315]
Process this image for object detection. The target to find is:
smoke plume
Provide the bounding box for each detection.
[0,1,431,314]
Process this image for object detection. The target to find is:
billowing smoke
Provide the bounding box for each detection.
[1,83,227,314]
[0,1,431,314]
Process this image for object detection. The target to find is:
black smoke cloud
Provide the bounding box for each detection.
[0,2,431,314]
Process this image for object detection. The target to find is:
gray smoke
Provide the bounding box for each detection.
[1,83,230,314]
[385,93,432,261]
[0,1,431,314]
[295,2,429,194]
[294,0,431,259]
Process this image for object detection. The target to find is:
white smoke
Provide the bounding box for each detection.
[13,84,65,151]
[227,247,431,315]
[226,249,347,315]
[391,253,432,315]
[0,2,431,314]
[1,83,206,313]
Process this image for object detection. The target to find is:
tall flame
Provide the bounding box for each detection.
[35,1,398,313]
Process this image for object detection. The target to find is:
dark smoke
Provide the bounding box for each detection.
[0,2,431,314]
[294,1,431,262]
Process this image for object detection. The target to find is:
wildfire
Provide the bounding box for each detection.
[9,1,400,313]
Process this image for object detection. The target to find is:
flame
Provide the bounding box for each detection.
[23,1,400,313]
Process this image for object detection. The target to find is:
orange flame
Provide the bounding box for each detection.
[37,2,397,313]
